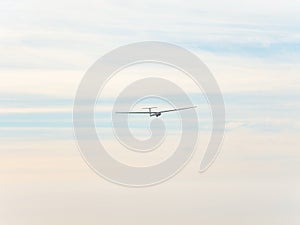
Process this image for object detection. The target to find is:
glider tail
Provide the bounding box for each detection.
[142,107,157,117]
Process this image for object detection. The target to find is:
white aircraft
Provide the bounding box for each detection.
[116,106,197,117]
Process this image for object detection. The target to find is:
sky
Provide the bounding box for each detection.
[0,0,300,225]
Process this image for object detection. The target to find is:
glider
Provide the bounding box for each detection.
[115,106,197,117]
